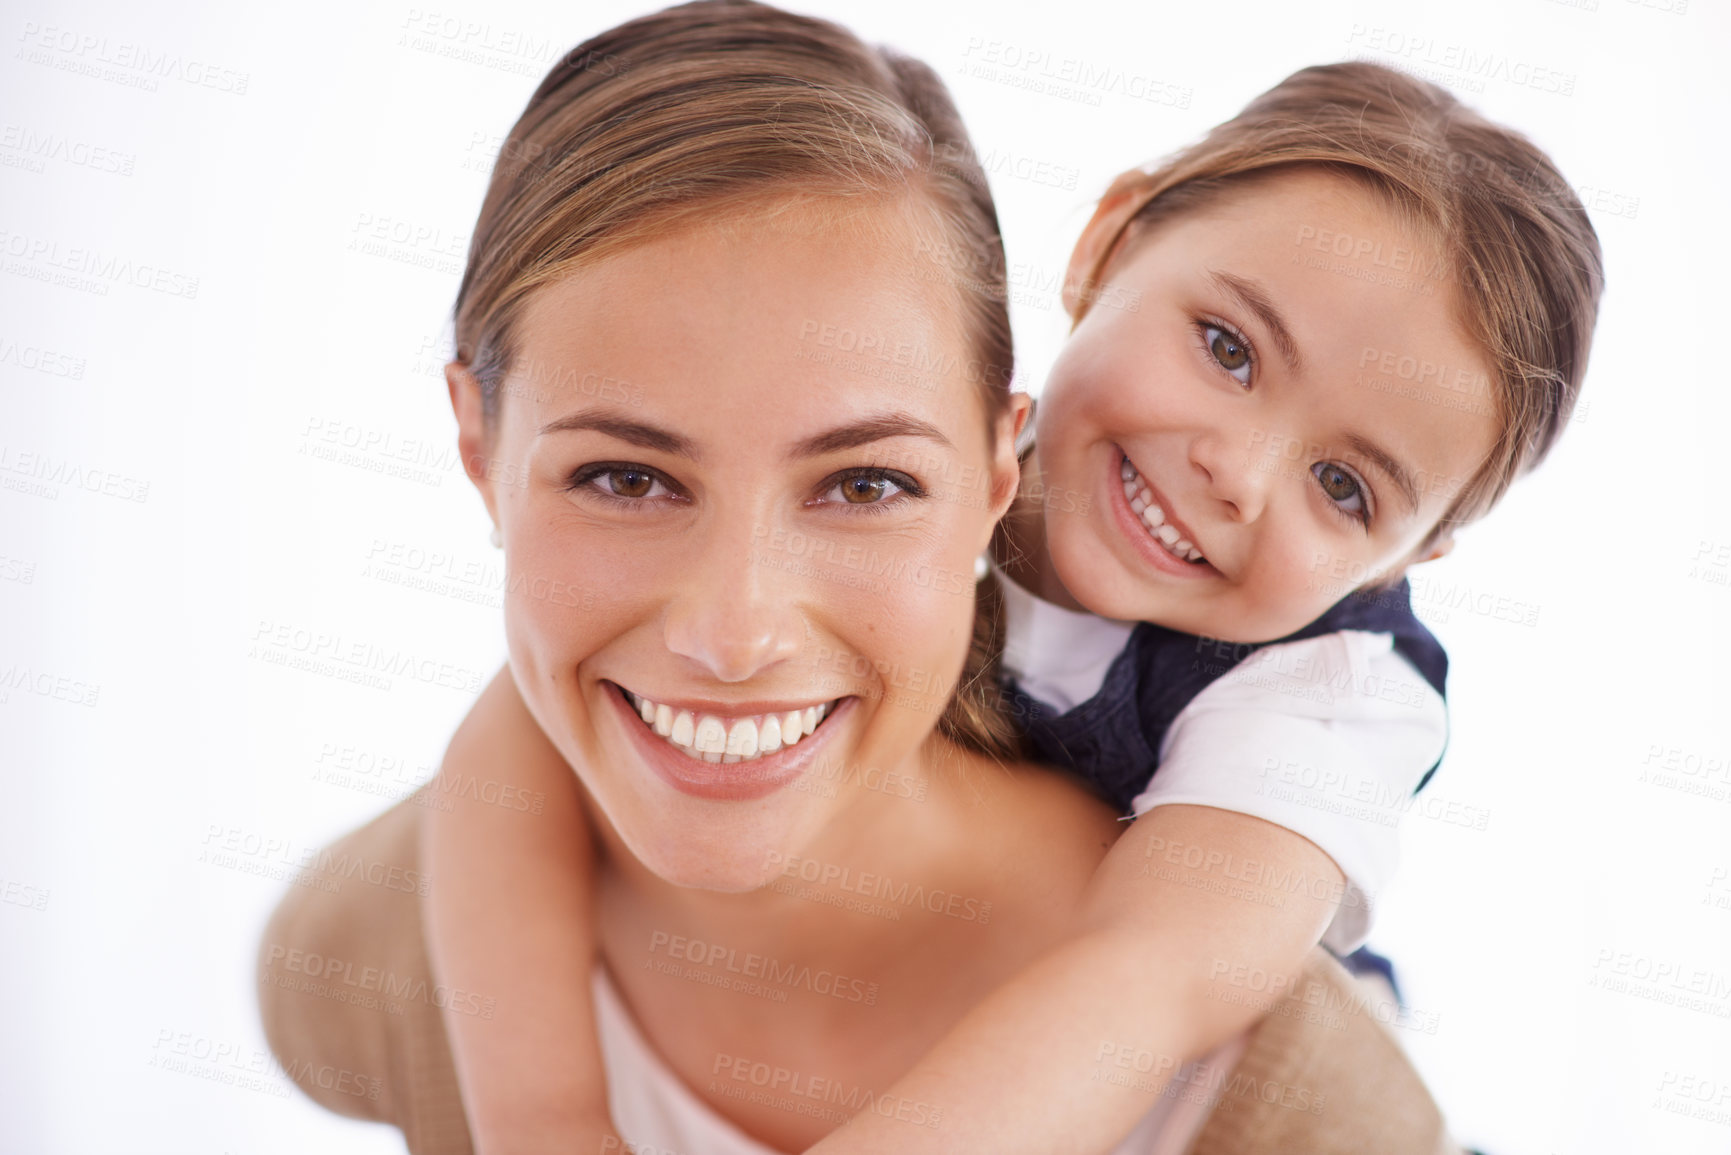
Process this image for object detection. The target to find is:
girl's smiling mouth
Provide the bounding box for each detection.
[1113,451,1221,578]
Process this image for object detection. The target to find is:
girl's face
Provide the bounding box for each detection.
[1037,168,1500,643]
[450,199,1022,892]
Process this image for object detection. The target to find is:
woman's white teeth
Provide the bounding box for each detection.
[1121,458,1206,564]
[759,714,783,755]
[694,716,727,759]
[626,691,830,764]
[725,719,758,759]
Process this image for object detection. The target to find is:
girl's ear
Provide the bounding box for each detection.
[1417,537,1455,564]
[1061,174,1152,323]
[1403,533,1456,571]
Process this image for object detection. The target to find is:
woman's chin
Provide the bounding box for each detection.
[631,834,787,893]
[605,800,810,893]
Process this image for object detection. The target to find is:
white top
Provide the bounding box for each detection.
[997,573,1448,952]
[593,965,1244,1155]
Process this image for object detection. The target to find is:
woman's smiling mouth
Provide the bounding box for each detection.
[605,682,856,802]
[619,687,838,764]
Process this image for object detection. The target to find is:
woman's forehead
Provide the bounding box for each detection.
[503,209,989,453]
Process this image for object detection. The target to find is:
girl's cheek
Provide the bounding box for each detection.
[1244,534,1327,623]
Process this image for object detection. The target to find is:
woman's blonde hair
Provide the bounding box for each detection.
[450,0,1021,757]
[1069,61,1605,567]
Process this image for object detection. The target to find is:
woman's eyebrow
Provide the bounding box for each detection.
[787,414,955,460]
[533,410,953,461]
[1208,271,1303,375]
[537,411,697,459]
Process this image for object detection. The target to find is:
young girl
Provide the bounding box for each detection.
[423,23,1602,1155]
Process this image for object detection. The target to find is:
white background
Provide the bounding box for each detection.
[2,0,1728,1151]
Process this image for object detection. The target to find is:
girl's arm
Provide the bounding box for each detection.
[804,803,1343,1155]
[421,666,623,1154]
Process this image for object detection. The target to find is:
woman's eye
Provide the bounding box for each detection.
[1311,462,1369,525]
[819,469,918,508]
[607,468,656,497]
[568,464,674,502]
[1204,324,1253,384]
[841,476,891,503]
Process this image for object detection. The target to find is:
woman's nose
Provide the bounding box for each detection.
[662,521,805,683]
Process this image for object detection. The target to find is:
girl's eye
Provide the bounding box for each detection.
[818,468,922,509]
[1311,462,1370,527]
[1202,323,1253,385]
[566,463,677,503]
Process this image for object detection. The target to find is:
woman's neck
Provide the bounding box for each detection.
[589,734,1055,977]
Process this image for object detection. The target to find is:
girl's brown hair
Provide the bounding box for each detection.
[450,0,1020,757]
[1068,61,1605,568]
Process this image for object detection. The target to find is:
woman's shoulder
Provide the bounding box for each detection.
[944,748,1125,880]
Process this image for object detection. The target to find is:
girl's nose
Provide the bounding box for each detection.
[1188,423,1271,524]
[662,522,805,683]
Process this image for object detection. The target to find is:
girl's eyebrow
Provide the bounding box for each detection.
[1207,271,1303,375]
[1343,431,1421,515]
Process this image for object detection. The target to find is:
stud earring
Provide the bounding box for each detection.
[489,526,502,549]
[974,553,990,581]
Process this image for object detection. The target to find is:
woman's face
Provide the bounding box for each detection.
[450,199,1022,892]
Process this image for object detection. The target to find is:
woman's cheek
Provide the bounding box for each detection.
[504,518,635,658]
[833,532,975,726]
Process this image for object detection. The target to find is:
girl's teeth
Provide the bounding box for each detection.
[1121,457,1205,566]
[625,692,833,764]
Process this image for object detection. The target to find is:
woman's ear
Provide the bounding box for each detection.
[447,361,500,527]
[985,393,1034,530]
[1061,173,1150,323]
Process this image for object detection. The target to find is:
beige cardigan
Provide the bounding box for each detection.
[257,792,1462,1155]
